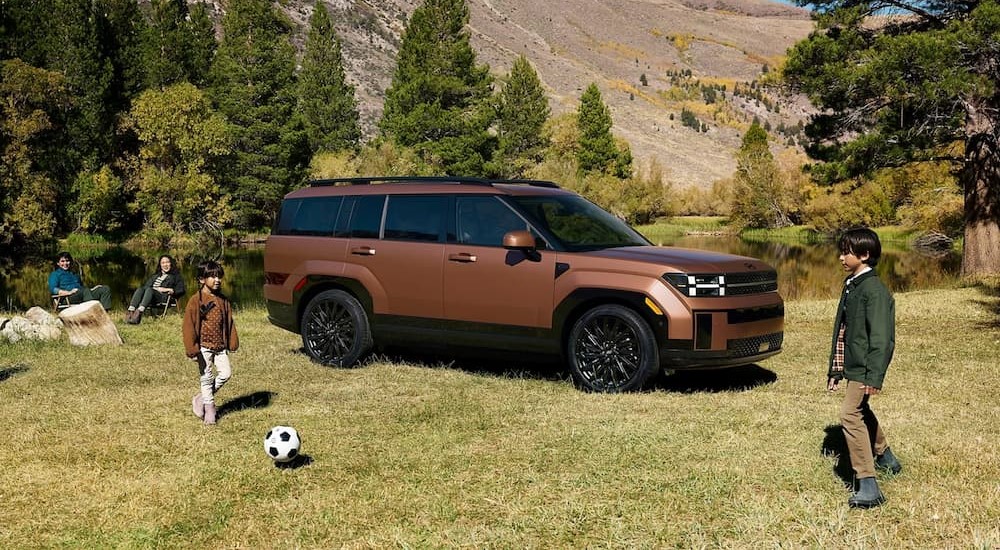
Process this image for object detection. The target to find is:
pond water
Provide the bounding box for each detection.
[0,235,961,312]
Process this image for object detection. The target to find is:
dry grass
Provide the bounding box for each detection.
[2,287,998,547]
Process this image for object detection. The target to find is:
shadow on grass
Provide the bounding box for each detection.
[653,364,777,393]
[218,391,275,419]
[822,424,854,488]
[972,283,1000,329]
[317,347,778,394]
[364,348,570,384]
[273,454,313,470]
[0,364,28,383]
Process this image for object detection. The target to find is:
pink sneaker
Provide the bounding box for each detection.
[192,394,204,419]
[203,402,217,425]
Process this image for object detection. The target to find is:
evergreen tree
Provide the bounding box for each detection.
[210,0,307,230]
[576,83,630,178]
[785,0,1000,277]
[380,0,494,175]
[730,121,788,229]
[298,3,360,153]
[186,1,217,88]
[142,0,190,89]
[96,0,147,162]
[492,55,550,178]
[49,0,114,172]
[0,0,55,67]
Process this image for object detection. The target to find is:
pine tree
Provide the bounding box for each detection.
[298,3,360,153]
[730,121,788,229]
[50,0,114,172]
[576,83,629,178]
[143,0,190,89]
[96,0,147,162]
[380,0,494,175]
[492,55,550,178]
[785,0,1000,277]
[186,1,217,88]
[210,0,307,230]
[0,0,55,67]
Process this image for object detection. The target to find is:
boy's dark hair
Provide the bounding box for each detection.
[197,260,224,280]
[56,251,73,263]
[839,227,882,267]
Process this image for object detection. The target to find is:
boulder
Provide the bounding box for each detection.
[59,300,123,346]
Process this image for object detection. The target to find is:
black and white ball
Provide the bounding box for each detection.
[264,426,301,463]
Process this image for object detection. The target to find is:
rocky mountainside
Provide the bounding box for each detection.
[202,0,814,187]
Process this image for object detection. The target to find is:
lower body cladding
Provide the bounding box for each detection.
[660,304,784,369]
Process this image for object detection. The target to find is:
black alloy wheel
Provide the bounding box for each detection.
[567,304,659,392]
[301,290,372,367]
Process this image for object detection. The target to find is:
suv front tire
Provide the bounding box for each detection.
[567,304,659,392]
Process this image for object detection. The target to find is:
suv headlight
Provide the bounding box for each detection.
[664,273,726,297]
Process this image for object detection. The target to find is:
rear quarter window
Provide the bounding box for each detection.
[273,196,344,236]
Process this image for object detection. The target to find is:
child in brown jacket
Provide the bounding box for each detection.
[183,260,239,425]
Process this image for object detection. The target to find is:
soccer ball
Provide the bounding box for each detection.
[264,426,301,463]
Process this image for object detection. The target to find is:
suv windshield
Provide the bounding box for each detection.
[511,195,649,251]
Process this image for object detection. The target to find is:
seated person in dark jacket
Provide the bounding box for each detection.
[125,254,186,324]
[48,251,112,310]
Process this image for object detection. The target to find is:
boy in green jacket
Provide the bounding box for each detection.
[827,227,902,509]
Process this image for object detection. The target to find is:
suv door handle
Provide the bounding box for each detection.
[448,252,477,263]
[351,246,376,256]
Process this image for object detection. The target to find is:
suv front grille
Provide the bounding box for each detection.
[724,270,778,296]
[727,332,783,358]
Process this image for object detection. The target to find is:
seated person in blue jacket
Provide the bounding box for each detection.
[48,251,112,310]
[125,254,186,324]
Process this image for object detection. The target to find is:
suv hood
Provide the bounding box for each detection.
[583,246,774,273]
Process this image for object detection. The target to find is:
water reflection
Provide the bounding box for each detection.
[657,235,963,301]
[0,247,265,312]
[0,237,961,312]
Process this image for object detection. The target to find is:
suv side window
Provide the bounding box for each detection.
[273,197,344,236]
[383,195,447,243]
[349,195,386,239]
[456,196,529,247]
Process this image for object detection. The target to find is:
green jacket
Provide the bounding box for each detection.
[828,269,895,388]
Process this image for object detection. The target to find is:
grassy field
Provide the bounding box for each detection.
[2,287,998,548]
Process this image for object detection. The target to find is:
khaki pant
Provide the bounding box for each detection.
[840,379,889,478]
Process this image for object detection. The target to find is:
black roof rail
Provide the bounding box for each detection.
[308,176,560,189]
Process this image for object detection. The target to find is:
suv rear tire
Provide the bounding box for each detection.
[567,304,659,392]
[301,289,372,367]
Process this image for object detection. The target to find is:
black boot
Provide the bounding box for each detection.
[849,477,886,508]
[875,448,902,475]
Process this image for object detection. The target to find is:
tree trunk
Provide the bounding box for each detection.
[961,102,1000,279]
[58,300,123,346]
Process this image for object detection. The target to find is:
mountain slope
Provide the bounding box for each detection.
[213,0,814,186]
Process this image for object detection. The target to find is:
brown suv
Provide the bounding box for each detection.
[264,177,783,392]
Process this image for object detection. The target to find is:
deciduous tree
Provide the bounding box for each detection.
[124,82,231,234]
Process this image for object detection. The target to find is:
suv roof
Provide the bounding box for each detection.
[286,176,568,200]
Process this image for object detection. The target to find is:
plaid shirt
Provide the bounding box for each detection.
[831,324,846,375]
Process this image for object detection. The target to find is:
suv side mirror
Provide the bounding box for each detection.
[502,230,536,251]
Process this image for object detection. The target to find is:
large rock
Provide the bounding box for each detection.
[0,309,63,343]
[58,300,123,346]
